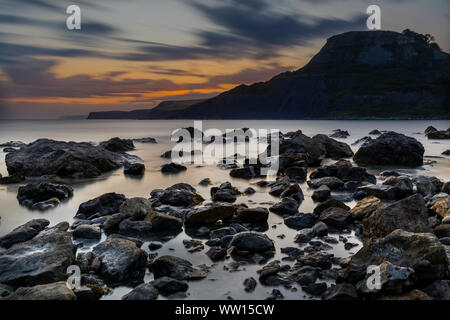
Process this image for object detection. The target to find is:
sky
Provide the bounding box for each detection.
[0,0,448,119]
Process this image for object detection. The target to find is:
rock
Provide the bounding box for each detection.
[148,241,163,251]
[369,129,381,135]
[31,198,61,210]
[102,213,129,233]
[312,134,353,159]
[427,130,450,139]
[284,213,317,230]
[352,136,372,147]
[324,283,358,300]
[442,182,450,194]
[6,139,137,179]
[77,193,126,219]
[354,132,424,167]
[356,261,415,295]
[380,170,401,177]
[294,228,316,243]
[199,178,212,186]
[133,137,157,143]
[3,282,76,300]
[0,219,50,248]
[313,199,350,215]
[0,231,76,287]
[424,126,438,135]
[151,276,188,294]
[434,224,450,238]
[422,280,450,300]
[243,277,257,292]
[0,173,25,184]
[442,150,450,156]
[268,176,291,197]
[17,182,73,209]
[363,194,430,238]
[413,176,443,196]
[119,197,154,220]
[206,246,227,261]
[312,185,331,202]
[211,182,239,203]
[341,229,448,283]
[285,166,308,181]
[280,184,304,203]
[145,212,182,232]
[319,207,352,229]
[0,140,25,148]
[124,163,145,176]
[121,283,158,300]
[350,196,381,220]
[269,197,299,216]
[382,176,414,198]
[307,177,344,190]
[149,256,208,280]
[161,163,187,174]
[234,207,269,223]
[357,184,397,200]
[92,237,148,285]
[330,129,350,139]
[100,137,134,152]
[298,252,333,270]
[303,282,328,296]
[431,196,450,219]
[382,289,431,300]
[155,185,204,207]
[185,203,237,226]
[244,187,256,195]
[230,166,260,179]
[118,219,153,236]
[229,232,274,252]
[73,224,102,240]
[353,191,367,201]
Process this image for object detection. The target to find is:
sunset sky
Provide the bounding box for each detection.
[0,0,449,119]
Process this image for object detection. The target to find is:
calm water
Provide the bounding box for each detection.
[0,119,449,300]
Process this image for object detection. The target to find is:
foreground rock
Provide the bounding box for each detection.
[0,230,76,287]
[99,137,135,152]
[17,182,73,210]
[92,237,148,285]
[5,138,138,178]
[431,196,450,219]
[362,194,431,238]
[124,163,145,176]
[350,196,381,220]
[211,182,239,203]
[309,160,376,184]
[76,192,126,219]
[152,184,204,207]
[149,256,207,280]
[121,283,158,300]
[311,134,353,159]
[185,203,236,226]
[3,282,76,300]
[0,219,49,248]
[353,132,424,167]
[161,163,187,174]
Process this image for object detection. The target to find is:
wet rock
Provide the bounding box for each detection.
[352,136,372,147]
[442,150,450,156]
[76,193,126,219]
[102,213,129,233]
[381,170,401,177]
[118,219,153,236]
[354,132,424,167]
[340,229,448,283]
[431,196,450,219]
[149,255,208,280]
[269,176,291,197]
[307,177,344,190]
[206,246,227,261]
[382,176,413,198]
[92,237,148,285]
[185,203,236,226]
[17,182,73,209]
[155,184,204,207]
[422,280,450,300]
[369,129,381,135]
[352,191,367,201]
[312,185,331,202]
[148,241,163,251]
[151,276,188,295]
[297,252,333,270]
[243,277,257,292]
[145,212,182,232]
[382,289,432,300]
[357,184,397,200]
[0,219,49,248]
[161,162,187,174]
[313,199,350,215]
[281,247,304,260]
[121,283,158,300]
[312,134,353,159]
[427,129,450,139]
[211,182,239,203]
[73,224,102,240]
[234,207,269,223]
[434,224,450,238]
[442,182,450,194]
[284,213,317,230]
[0,231,76,287]
[330,129,349,139]
[230,166,260,179]
[100,137,134,152]
[280,184,304,203]
[319,207,352,229]
[119,197,154,220]
[199,178,212,186]
[413,176,443,196]
[244,187,256,195]
[3,282,76,300]
[425,126,438,135]
[350,196,382,220]
[270,197,299,216]
[323,283,358,300]
[123,163,145,176]
[362,194,430,238]
[0,173,25,184]
[133,137,156,143]
[285,166,308,181]
[294,228,315,243]
[303,282,328,296]
[228,232,274,253]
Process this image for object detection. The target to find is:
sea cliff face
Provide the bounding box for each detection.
[88,30,449,120]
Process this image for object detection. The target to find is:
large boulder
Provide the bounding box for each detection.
[353,132,424,167]
[0,231,76,287]
[5,138,138,178]
[92,237,148,285]
[362,194,430,238]
[228,232,274,253]
[185,203,237,226]
[149,256,207,280]
[17,182,73,209]
[3,282,76,300]
[0,219,49,248]
[76,193,126,219]
[311,134,354,159]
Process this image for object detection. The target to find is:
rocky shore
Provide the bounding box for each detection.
[0,128,449,300]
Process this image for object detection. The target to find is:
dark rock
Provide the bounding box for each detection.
[119,197,154,220]
[323,283,358,300]
[298,252,333,270]
[307,177,344,190]
[357,184,397,200]
[427,130,450,139]
[352,136,372,147]
[312,134,353,159]
[3,282,76,300]
[151,276,188,294]
[424,126,438,135]
[145,212,182,232]
[73,224,102,240]
[313,199,350,215]
[442,182,450,194]
[353,132,424,167]
[206,246,227,261]
[0,219,49,248]
[17,182,73,209]
[382,176,413,198]
[77,193,126,218]
[280,184,304,203]
[369,129,381,135]
[362,194,430,238]
[244,187,256,195]
[185,203,237,226]
[121,283,158,300]
[0,173,25,184]
[294,228,315,243]
[285,166,308,181]
[303,282,328,296]
[230,166,260,179]
[312,222,328,236]
[155,185,204,207]
[229,232,274,252]
[269,197,299,216]
[149,255,208,280]
[161,162,187,174]
[434,224,450,238]
[442,150,450,156]
[100,137,134,152]
[118,219,153,235]
[234,207,269,223]
[330,129,349,139]
[148,241,163,251]
[133,137,157,143]
[413,176,443,196]
[211,182,238,203]
[312,185,331,202]
[319,207,352,229]
[350,196,381,220]
[243,277,257,292]
[422,280,450,300]
[269,176,291,197]
[284,213,316,230]
[199,178,212,186]
[124,163,145,176]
